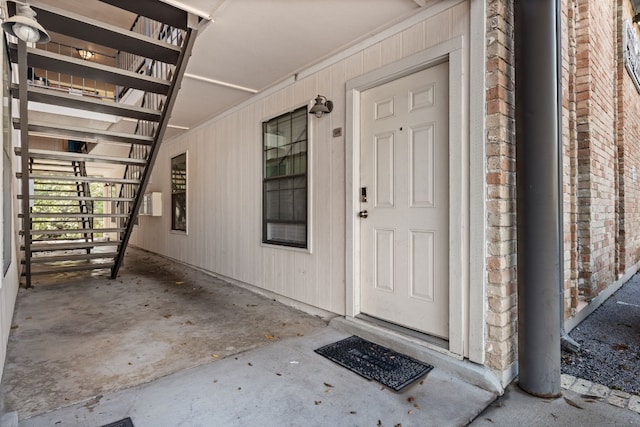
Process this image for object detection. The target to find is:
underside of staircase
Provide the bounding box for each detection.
[7,0,198,287]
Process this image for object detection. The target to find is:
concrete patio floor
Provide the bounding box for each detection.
[0,247,496,426]
[16,327,495,427]
[2,247,638,426]
[0,247,330,421]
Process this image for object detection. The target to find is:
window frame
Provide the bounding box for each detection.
[2,38,12,276]
[262,105,310,249]
[171,152,187,233]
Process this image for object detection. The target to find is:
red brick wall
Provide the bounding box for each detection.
[573,0,618,298]
[485,0,517,377]
[485,0,640,382]
[558,0,640,311]
[562,0,579,316]
[617,2,640,274]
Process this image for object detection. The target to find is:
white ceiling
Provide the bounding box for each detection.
[165,0,425,137]
[27,0,428,139]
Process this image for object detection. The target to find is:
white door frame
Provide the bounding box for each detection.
[345,37,469,357]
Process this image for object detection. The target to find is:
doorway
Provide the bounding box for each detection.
[358,63,450,339]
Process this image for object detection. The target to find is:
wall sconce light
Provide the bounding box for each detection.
[2,4,50,43]
[309,94,333,118]
[77,49,94,60]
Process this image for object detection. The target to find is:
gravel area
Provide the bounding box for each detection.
[561,274,640,395]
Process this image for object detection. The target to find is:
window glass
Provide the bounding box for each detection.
[262,106,308,247]
[3,41,12,275]
[171,153,187,231]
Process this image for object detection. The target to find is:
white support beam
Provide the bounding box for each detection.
[184,73,258,93]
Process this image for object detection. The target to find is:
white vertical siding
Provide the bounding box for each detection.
[0,34,20,379]
[131,2,470,315]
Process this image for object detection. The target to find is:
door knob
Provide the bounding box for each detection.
[358,210,368,218]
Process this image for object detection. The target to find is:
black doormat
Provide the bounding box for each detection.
[101,418,134,427]
[314,335,433,391]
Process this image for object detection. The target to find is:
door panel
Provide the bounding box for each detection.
[360,62,449,338]
[375,133,395,208]
[375,228,395,292]
[410,124,435,207]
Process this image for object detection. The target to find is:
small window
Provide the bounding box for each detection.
[263,106,308,248]
[171,153,187,232]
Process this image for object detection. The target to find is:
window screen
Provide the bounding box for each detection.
[171,153,187,231]
[263,106,308,248]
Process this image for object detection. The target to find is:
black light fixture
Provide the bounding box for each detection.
[309,94,333,118]
[2,4,50,43]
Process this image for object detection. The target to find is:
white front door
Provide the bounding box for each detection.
[359,62,449,339]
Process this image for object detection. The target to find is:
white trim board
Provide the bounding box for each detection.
[467,0,487,365]
[345,36,471,358]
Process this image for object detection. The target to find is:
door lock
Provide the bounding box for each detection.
[358,210,369,218]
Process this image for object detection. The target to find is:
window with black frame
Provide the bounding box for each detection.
[171,153,187,232]
[262,106,308,248]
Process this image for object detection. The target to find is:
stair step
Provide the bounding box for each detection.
[9,44,171,95]
[31,237,95,243]
[19,195,135,202]
[24,241,121,252]
[30,169,78,175]
[31,3,182,65]
[30,238,103,244]
[32,204,86,208]
[11,84,162,122]
[23,228,125,236]
[33,190,86,194]
[22,212,129,219]
[26,262,115,276]
[16,148,147,166]
[30,168,77,174]
[31,173,115,180]
[29,171,89,178]
[27,252,119,263]
[33,181,81,185]
[30,162,77,169]
[18,173,140,185]
[14,119,154,145]
[98,0,189,31]
[29,219,104,224]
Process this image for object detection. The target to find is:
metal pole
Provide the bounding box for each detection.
[514,0,562,397]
